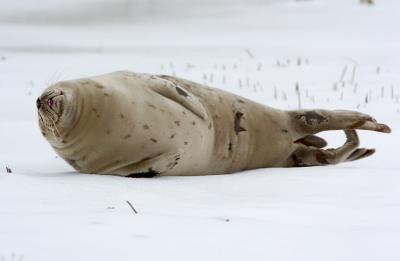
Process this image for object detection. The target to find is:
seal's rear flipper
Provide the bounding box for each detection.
[149,75,208,120]
[112,149,184,177]
[289,109,391,141]
[289,130,374,167]
[295,134,327,148]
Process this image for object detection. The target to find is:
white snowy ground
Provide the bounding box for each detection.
[0,0,399,260]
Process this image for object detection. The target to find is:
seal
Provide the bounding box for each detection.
[37,71,391,177]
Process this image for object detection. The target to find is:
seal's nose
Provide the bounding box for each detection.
[36,98,41,109]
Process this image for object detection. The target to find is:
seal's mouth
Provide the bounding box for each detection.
[37,90,65,137]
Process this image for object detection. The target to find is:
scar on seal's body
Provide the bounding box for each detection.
[176,86,189,97]
[234,112,246,135]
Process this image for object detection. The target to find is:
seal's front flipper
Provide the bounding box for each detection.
[149,75,208,120]
[115,149,184,177]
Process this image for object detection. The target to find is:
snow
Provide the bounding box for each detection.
[1,0,399,260]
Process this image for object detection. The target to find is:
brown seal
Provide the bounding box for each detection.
[37,71,391,177]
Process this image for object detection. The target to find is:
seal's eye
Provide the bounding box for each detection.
[47,98,54,108]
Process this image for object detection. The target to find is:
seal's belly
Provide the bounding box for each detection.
[158,75,294,173]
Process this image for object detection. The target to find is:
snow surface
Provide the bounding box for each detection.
[0,0,399,260]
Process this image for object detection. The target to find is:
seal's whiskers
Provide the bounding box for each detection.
[48,116,61,138]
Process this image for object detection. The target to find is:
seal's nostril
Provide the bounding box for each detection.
[47,98,54,108]
[36,98,41,109]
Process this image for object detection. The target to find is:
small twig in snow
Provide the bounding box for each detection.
[238,79,243,88]
[339,65,348,82]
[203,73,208,84]
[333,82,338,91]
[295,82,301,109]
[391,86,394,100]
[245,48,255,59]
[126,200,138,214]
[282,91,288,101]
[350,65,357,85]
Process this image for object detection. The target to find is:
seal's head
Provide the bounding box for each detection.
[37,83,78,146]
